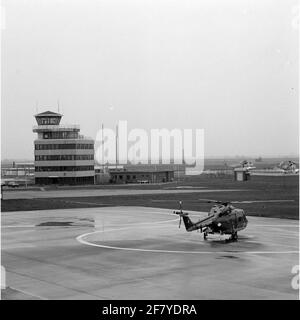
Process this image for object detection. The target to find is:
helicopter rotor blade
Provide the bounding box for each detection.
[198,198,218,203]
[198,198,229,204]
[230,200,295,204]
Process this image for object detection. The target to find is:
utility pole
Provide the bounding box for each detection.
[102,123,104,172]
[116,123,118,169]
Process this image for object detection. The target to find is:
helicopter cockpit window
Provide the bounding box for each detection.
[209,206,219,215]
[219,205,232,216]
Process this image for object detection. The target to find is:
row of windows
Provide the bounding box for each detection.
[113,174,147,180]
[35,144,94,150]
[36,117,60,125]
[35,166,94,172]
[35,176,94,185]
[43,132,78,139]
[124,175,137,180]
[35,155,94,161]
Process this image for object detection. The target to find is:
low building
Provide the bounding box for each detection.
[234,168,250,181]
[33,111,95,185]
[94,166,111,184]
[124,163,185,179]
[109,169,174,184]
[1,162,35,186]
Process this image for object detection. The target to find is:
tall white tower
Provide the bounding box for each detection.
[33,111,95,185]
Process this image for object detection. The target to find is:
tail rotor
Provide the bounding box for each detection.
[173,201,183,228]
[172,201,194,232]
[178,201,182,228]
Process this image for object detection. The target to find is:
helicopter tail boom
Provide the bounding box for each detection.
[173,211,196,231]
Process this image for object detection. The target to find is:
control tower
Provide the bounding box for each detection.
[33,111,95,185]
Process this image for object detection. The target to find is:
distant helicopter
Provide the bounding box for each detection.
[277,160,299,174]
[173,200,248,241]
[228,160,256,171]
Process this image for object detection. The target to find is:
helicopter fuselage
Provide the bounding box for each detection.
[201,209,247,234]
[175,204,248,240]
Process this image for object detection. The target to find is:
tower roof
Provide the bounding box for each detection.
[35,110,63,117]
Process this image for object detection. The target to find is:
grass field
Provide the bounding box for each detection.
[1,175,298,219]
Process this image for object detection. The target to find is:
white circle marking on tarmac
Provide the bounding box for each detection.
[2,225,36,228]
[76,220,299,255]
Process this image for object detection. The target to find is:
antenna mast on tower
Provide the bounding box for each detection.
[116,123,119,169]
[35,101,39,114]
[102,123,105,170]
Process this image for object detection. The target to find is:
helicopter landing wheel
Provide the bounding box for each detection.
[203,232,208,240]
[231,232,238,241]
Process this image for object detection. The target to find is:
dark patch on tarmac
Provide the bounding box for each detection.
[36,219,94,227]
[36,221,73,227]
[79,218,94,222]
[2,287,41,300]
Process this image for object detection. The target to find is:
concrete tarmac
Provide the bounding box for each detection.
[1,207,299,300]
[3,188,244,200]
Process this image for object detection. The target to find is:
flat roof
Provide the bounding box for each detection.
[110,170,174,174]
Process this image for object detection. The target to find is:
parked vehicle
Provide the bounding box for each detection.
[8,181,19,188]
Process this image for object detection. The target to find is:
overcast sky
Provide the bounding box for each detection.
[1,0,299,160]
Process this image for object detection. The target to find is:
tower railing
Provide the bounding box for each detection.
[33,124,80,132]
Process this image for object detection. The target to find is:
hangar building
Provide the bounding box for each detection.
[109,169,174,184]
